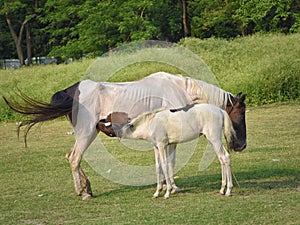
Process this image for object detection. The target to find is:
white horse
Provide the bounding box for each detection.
[112,103,236,199]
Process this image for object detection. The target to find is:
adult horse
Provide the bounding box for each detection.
[3,72,247,200]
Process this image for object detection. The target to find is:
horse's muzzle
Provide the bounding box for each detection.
[233,142,247,152]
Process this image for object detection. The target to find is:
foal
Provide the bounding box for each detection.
[100,104,236,199]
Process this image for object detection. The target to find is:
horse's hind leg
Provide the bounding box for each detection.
[66,146,85,196]
[66,132,97,200]
[79,167,92,196]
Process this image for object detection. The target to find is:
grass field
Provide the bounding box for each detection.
[0,33,299,224]
[1,102,299,224]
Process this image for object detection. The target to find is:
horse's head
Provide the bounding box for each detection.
[97,112,131,137]
[226,93,247,152]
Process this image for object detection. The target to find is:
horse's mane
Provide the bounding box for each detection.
[184,76,231,109]
[130,108,166,127]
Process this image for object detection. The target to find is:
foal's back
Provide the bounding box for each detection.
[152,104,224,144]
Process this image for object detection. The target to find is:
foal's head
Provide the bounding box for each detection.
[226,93,247,151]
[97,112,130,137]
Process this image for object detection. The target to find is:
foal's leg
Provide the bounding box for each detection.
[157,143,172,199]
[210,140,233,196]
[167,144,181,194]
[153,146,164,198]
[221,145,233,196]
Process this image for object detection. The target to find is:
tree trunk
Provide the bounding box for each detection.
[5,14,32,66]
[179,0,189,37]
[26,23,32,66]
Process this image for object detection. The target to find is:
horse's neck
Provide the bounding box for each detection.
[185,78,228,109]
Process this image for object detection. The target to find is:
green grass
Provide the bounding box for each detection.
[1,102,299,224]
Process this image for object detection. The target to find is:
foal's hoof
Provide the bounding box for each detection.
[82,193,93,201]
[171,187,181,194]
[152,194,159,199]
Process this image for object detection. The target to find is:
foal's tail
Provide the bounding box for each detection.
[3,83,78,146]
[222,110,236,150]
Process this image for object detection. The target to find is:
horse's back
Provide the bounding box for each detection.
[105,75,191,118]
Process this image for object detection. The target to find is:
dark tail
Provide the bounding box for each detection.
[3,82,79,147]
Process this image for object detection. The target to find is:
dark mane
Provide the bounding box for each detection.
[170,104,195,113]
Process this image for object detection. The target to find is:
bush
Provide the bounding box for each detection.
[180,33,300,105]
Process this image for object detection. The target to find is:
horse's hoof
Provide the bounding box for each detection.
[164,195,170,199]
[82,193,92,201]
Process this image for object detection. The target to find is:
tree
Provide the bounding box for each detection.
[41,0,184,59]
[38,0,85,59]
[0,0,44,65]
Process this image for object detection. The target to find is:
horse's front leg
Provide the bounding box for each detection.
[153,146,164,198]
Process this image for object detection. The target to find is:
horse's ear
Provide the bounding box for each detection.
[241,94,247,102]
[236,92,242,97]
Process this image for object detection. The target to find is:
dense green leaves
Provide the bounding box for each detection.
[0,0,299,60]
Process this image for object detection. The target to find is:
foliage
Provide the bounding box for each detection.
[1,0,300,60]
[234,0,300,35]
[180,33,300,105]
[189,0,241,38]
[34,0,183,58]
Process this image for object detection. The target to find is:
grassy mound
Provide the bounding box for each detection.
[181,33,300,105]
[1,33,299,121]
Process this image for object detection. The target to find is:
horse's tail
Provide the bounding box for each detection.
[222,110,236,150]
[3,83,78,146]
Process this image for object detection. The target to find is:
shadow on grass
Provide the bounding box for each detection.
[93,168,299,198]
